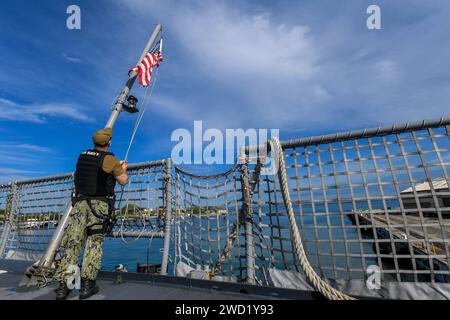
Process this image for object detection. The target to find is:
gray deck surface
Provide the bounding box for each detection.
[0,259,319,300]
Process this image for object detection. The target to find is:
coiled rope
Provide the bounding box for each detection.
[270,137,355,300]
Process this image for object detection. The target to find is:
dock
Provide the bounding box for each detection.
[353,212,450,266]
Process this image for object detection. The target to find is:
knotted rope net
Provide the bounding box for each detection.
[2,118,450,299]
[270,137,354,300]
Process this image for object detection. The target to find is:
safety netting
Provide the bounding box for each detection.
[172,165,247,281]
[171,119,450,298]
[112,160,167,239]
[1,118,449,299]
[0,161,168,259]
[265,124,450,283]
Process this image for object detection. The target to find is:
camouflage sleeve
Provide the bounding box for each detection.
[102,155,124,177]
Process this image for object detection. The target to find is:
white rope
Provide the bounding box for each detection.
[124,67,160,162]
[213,222,239,272]
[117,187,147,244]
[116,46,162,243]
[270,137,355,300]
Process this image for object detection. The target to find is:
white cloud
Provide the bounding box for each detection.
[173,5,318,82]
[0,143,54,153]
[119,1,450,132]
[0,98,93,123]
[0,167,43,184]
[0,167,40,175]
[150,94,199,123]
[0,142,59,183]
[15,144,54,153]
[0,145,53,168]
[0,153,38,165]
[313,85,332,103]
[373,60,399,81]
[62,52,83,63]
[123,1,326,129]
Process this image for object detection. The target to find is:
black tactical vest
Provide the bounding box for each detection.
[74,149,116,197]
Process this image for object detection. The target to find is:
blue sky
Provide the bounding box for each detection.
[0,0,449,182]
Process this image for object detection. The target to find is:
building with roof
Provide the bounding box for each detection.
[400,179,450,215]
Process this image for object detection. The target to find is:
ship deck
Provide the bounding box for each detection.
[0,259,322,300]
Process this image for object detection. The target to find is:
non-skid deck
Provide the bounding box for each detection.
[0,259,321,300]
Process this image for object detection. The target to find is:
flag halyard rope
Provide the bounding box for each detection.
[115,34,163,243]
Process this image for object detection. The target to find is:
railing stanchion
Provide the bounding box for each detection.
[161,158,172,275]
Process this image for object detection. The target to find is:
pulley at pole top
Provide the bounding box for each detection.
[122,95,139,114]
[105,23,163,129]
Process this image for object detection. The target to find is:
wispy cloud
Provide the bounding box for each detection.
[120,1,326,129]
[173,5,318,82]
[0,98,93,123]
[121,0,450,132]
[0,144,53,167]
[0,167,43,184]
[1,0,450,175]
[0,143,58,183]
[0,143,54,153]
[15,144,54,153]
[61,52,83,63]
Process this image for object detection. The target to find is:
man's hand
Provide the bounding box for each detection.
[116,160,129,186]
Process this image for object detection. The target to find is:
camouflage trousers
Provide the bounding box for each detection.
[54,199,109,282]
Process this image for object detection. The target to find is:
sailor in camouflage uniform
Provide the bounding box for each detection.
[54,128,128,300]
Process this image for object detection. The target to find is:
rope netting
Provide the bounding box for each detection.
[263,126,450,284]
[172,165,246,280]
[14,175,74,257]
[170,120,450,299]
[1,118,450,299]
[114,161,167,240]
[0,161,167,259]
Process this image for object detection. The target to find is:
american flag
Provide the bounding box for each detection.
[129,52,163,87]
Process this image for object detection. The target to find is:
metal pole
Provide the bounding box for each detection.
[28,24,163,274]
[244,217,256,284]
[161,158,172,275]
[239,157,256,285]
[0,222,10,259]
[39,201,73,268]
[247,117,450,153]
[0,184,16,258]
[105,23,162,129]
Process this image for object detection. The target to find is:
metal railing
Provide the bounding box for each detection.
[0,160,169,263]
[0,183,13,258]
[171,118,450,299]
[268,120,450,283]
[1,118,449,299]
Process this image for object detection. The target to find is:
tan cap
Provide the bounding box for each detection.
[92,127,112,145]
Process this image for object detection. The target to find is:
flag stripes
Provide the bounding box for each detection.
[129,52,163,87]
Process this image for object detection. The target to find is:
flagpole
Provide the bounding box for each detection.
[105,23,162,129]
[20,24,163,285]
